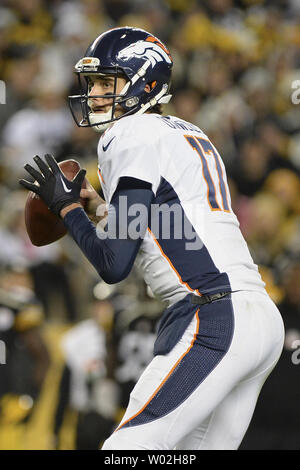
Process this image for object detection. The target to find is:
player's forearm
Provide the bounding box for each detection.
[60,203,82,218]
[62,186,153,284]
[61,201,108,227]
[63,207,124,283]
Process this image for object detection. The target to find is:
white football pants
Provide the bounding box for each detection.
[102,290,284,450]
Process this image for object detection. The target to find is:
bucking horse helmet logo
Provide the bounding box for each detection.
[117,36,172,68]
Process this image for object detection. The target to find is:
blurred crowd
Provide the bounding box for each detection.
[0,0,299,450]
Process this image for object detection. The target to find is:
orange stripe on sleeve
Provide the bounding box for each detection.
[98,167,105,184]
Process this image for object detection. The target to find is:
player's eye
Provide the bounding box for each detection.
[103,81,112,89]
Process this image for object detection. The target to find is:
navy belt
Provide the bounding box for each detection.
[191,292,230,306]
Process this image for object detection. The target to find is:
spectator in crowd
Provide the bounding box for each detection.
[0,266,50,447]
[52,298,118,450]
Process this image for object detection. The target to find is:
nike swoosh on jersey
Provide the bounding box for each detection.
[102,136,116,152]
[60,176,72,193]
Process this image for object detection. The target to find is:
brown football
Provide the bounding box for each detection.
[24,159,87,246]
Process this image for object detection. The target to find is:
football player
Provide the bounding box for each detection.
[20,27,284,450]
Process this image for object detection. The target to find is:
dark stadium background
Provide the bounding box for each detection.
[0,0,299,450]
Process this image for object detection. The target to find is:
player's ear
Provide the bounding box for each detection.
[144,81,157,93]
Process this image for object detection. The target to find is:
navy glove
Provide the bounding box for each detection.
[19,154,86,216]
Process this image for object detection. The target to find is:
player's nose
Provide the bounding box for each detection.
[89,83,101,98]
[89,86,111,108]
[89,83,107,98]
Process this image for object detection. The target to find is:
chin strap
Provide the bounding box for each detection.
[135,84,172,115]
[88,108,115,133]
[117,61,172,113]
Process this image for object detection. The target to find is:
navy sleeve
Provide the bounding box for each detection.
[63,177,154,284]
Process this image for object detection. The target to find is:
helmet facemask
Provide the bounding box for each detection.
[68,67,133,133]
[69,69,171,133]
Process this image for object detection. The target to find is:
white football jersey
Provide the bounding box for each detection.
[97,113,265,306]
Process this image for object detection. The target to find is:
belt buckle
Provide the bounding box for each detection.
[203,294,212,304]
[191,294,212,305]
[192,292,230,306]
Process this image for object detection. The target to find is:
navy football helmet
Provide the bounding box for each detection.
[68,27,173,132]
